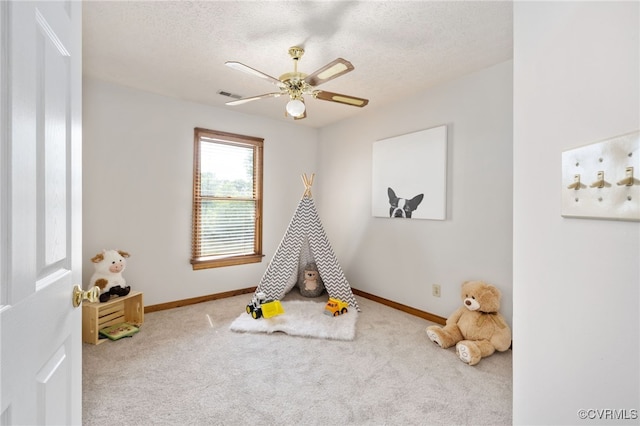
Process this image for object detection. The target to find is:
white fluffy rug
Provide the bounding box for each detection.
[229,300,358,341]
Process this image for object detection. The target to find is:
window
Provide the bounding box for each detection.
[191,128,263,269]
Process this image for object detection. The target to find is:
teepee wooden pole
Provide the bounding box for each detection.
[302,173,315,198]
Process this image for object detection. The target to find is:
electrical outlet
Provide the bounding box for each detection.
[432,284,441,297]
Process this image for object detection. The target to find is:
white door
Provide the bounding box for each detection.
[1,1,82,425]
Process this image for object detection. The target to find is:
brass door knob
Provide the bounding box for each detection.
[72,285,100,308]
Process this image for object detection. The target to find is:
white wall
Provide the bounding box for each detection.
[82,78,318,306]
[316,62,514,324]
[513,2,639,424]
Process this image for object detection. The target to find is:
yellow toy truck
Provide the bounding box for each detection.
[324,298,349,316]
[246,292,284,319]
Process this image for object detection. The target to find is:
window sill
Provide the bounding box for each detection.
[191,253,263,270]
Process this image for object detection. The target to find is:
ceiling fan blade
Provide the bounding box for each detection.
[314,91,369,107]
[225,92,283,106]
[225,61,284,87]
[304,58,354,87]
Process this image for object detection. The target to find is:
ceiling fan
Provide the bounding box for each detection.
[224,46,369,120]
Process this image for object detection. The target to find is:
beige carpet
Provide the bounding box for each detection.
[82,291,512,425]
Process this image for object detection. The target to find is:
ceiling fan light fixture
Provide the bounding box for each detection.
[286,99,305,117]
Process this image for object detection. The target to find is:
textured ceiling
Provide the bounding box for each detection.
[83,1,513,128]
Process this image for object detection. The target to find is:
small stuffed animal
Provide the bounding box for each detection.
[89,249,131,302]
[426,280,511,366]
[298,262,325,297]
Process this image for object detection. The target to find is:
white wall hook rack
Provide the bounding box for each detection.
[562,130,639,221]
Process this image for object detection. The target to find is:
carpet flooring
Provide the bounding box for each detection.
[82,291,512,425]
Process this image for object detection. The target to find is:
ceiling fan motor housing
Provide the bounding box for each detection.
[280,73,309,101]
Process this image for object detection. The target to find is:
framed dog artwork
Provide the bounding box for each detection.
[372,125,447,220]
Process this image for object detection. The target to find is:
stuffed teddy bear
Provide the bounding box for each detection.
[297,262,325,297]
[425,280,511,366]
[89,249,131,302]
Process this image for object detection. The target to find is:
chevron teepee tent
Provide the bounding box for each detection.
[255,174,359,310]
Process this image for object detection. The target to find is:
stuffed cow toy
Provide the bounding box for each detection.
[426,280,511,366]
[89,249,131,302]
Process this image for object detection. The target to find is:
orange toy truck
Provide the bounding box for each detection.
[324,298,349,316]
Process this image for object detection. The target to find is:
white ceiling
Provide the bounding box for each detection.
[83,1,513,128]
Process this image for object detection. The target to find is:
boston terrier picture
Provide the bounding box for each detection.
[388,187,424,218]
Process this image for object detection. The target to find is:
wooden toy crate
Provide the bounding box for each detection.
[82,291,144,345]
